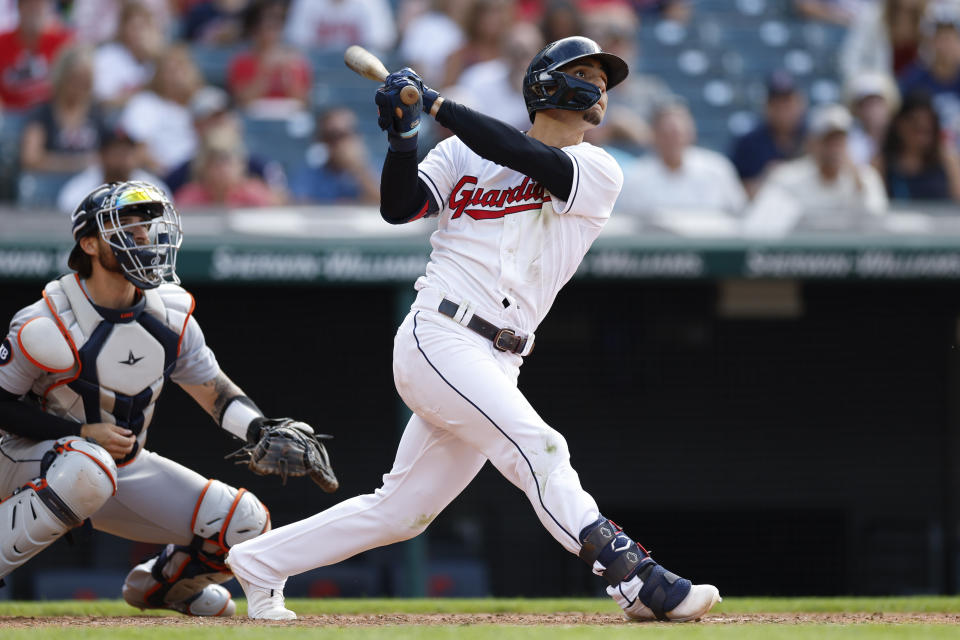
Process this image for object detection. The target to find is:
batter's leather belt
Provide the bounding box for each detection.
[438,298,532,355]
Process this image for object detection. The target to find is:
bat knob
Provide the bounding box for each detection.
[400,85,420,106]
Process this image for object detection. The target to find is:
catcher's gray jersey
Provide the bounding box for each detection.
[0,273,220,543]
[0,274,218,455]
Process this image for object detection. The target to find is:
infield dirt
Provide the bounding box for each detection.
[1,612,959,627]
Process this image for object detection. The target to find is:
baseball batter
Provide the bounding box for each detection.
[0,181,335,615]
[227,37,721,621]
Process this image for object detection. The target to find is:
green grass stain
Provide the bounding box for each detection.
[411,513,436,528]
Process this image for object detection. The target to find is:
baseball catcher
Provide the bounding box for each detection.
[226,36,720,622]
[0,181,336,616]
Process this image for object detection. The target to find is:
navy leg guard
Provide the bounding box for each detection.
[633,563,692,621]
[579,516,692,621]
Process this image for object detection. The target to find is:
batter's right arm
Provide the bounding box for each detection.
[379,151,438,224]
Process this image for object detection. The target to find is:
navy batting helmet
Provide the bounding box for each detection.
[522,36,629,123]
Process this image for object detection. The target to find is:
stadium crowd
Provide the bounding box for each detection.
[1,0,960,231]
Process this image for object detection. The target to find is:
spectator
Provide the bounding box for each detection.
[840,0,926,85]
[619,102,746,219]
[0,0,17,33]
[57,126,170,214]
[794,0,874,26]
[745,104,888,235]
[20,45,102,173]
[845,71,900,165]
[730,71,808,198]
[898,2,960,135]
[92,1,165,108]
[398,0,467,86]
[284,0,396,54]
[0,0,72,111]
[119,44,204,178]
[539,0,583,47]
[174,127,282,207]
[442,0,514,87]
[876,92,960,200]
[165,85,286,194]
[183,0,249,45]
[583,6,673,154]
[632,0,692,24]
[288,107,379,203]
[227,0,311,115]
[447,21,544,131]
[70,0,172,45]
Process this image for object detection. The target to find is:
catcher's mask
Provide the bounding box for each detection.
[522,35,629,123]
[69,181,183,290]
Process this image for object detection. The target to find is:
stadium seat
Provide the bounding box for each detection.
[242,114,315,174]
[0,111,28,202]
[17,171,74,210]
[190,44,245,88]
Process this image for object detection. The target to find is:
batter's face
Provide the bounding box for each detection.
[565,59,609,126]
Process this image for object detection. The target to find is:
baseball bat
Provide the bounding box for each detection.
[344,45,420,111]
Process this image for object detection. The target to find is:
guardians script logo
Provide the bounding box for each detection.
[449,176,550,220]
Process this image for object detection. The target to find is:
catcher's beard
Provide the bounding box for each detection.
[96,239,125,275]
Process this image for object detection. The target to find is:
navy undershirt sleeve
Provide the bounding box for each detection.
[379,99,575,223]
[380,149,436,224]
[0,385,83,441]
[435,101,573,200]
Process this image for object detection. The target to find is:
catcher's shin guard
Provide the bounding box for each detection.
[0,438,117,580]
[190,479,270,555]
[122,479,268,614]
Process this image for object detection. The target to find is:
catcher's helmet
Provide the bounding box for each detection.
[522,36,629,123]
[68,181,183,289]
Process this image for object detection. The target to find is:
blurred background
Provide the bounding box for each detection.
[3,0,960,603]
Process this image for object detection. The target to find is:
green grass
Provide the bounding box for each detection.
[2,596,960,617]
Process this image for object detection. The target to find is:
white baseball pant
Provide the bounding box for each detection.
[228,305,600,589]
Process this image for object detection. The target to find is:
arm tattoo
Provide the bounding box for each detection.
[210,373,242,422]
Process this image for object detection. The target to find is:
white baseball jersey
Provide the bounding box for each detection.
[416,135,624,334]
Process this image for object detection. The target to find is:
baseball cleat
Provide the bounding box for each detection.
[609,575,721,622]
[231,572,296,620]
[170,584,236,617]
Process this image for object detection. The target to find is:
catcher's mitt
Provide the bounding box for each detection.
[226,418,338,492]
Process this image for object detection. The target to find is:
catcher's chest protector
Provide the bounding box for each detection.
[40,274,190,464]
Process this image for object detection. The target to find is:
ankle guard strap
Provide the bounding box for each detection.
[637,563,690,621]
[578,516,653,586]
[145,543,227,607]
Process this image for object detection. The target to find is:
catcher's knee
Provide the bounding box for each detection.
[1,437,117,580]
[42,438,118,518]
[192,479,270,557]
